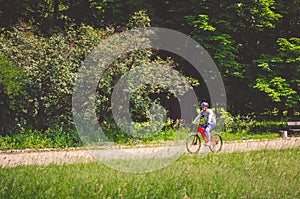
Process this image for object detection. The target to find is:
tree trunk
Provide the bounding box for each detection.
[53,0,59,21]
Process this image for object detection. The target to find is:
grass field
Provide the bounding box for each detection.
[0,148,299,198]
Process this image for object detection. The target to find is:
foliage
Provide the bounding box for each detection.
[89,0,152,27]
[219,110,286,139]
[0,24,105,133]
[185,14,243,79]
[0,0,299,142]
[0,10,195,143]
[0,54,25,135]
[251,120,286,133]
[253,37,300,116]
[0,128,81,150]
[0,123,284,150]
[254,77,297,104]
[219,110,256,134]
[93,10,195,142]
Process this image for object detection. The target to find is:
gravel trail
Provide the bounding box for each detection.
[1,137,299,168]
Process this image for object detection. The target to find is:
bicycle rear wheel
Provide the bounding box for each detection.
[186,134,201,154]
[209,133,223,153]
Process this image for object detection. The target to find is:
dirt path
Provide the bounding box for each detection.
[1,137,299,168]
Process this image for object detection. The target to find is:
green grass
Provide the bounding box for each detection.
[0,129,82,150]
[0,148,299,198]
[0,127,286,150]
[0,118,290,150]
[221,131,281,141]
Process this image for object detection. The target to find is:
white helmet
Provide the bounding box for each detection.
[200,102,209,109]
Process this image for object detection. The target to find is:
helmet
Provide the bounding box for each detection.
[200,102,209,109]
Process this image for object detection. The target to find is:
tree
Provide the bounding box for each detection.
[0,24,105,132]
[0,53,25,135]
[253,37,300,117]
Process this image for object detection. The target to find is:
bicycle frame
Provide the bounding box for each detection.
[197,125,219,145]
[197,125,208,142]
[186,125,222,154]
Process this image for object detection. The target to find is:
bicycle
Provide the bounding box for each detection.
[186,125,223,154]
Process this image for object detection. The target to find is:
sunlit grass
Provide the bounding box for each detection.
[0,148,299,198]
[221,131,280,141]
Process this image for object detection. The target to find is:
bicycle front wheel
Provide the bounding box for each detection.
[186,134,201,154]
[209,133,223,153]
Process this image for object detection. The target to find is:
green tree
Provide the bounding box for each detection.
[253,37,300,117]
[0,53,25,135]
[0,24,105,132]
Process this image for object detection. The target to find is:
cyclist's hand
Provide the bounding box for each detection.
[204,122,210,127]
[192,121,198,125]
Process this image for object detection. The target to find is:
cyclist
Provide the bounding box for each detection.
[192,102,216,146]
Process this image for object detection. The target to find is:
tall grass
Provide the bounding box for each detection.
[0,128,282,150]
[0,148,299,198]
[0,117,289,150]
[0,128,81,150]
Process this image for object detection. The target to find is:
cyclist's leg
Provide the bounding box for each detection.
[206,124,216,142]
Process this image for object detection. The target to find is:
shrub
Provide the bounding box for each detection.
[0,128,82,150]
[251,121,287,133]
[218,110,256,133]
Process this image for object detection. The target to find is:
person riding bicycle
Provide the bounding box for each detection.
[192,102,216,146]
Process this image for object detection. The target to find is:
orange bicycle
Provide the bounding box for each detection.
[186,125,223,154]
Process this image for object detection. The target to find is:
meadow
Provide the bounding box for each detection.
[0,148,299,198]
